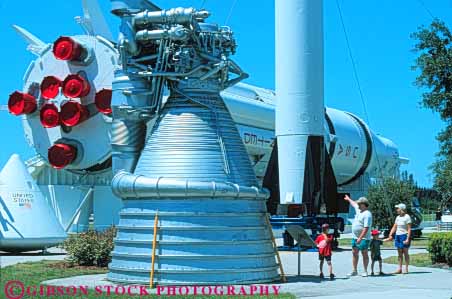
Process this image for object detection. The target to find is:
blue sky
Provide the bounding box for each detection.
[0,0,450,187]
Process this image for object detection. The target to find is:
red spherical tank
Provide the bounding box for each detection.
[53,36,82,61]
[40,103,60,128]
[40,76,62,99]
[62,74,91,98]
[60,101,90,127]
[48,143,77,169]
[95,89,113,114]
[8,91,37,115]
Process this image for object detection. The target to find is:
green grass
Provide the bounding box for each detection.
[339,237,430,248]
[0,261,295,299]
[421,213,436,222]
[383,253,433,267]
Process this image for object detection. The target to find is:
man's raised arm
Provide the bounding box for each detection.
[344,194,358,209]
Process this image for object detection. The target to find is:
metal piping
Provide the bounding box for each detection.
[133,8,210,27]
[135,26,190,41]
[112,171,269,199]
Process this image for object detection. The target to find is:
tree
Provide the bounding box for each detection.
[412,20,452,207]
[431,158,452,208]
[367,178,416,230]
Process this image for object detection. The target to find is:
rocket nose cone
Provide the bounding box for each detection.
[0,154,36,190]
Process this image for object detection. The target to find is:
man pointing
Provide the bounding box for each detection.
[344,195,372,277]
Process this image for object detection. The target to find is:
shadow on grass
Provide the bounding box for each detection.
[0,251,65,256]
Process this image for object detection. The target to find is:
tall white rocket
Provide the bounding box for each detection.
[275,0,324,204]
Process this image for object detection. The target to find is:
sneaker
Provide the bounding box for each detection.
[347,271,358,277]
[361,272,368,277]
[370,272,375,276]
[378,272,385,276]
[330,274,335,280]
[320,273,324,279]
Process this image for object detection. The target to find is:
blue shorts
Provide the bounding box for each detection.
[395,234,410,249]
[352,238,370,251]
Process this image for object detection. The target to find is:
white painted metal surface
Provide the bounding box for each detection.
[275,0,324,204]
[222,84,405,186]
[0,154,66,251]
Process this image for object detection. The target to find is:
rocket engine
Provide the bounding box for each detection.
[106,1,278,285]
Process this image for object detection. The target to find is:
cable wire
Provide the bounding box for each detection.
[417,0,435,19]
[335,0,395,218]
[225,0,238,25]
[335,0,371,126]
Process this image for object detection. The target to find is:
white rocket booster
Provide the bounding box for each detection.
[275,0,324,204]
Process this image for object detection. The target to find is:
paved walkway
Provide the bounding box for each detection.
[276,248,451,298]
[0,247,66,268]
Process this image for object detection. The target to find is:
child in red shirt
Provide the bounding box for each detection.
[315,223,335,280]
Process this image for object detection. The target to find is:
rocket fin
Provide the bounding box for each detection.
[12,25,47,55]
[263,140,280,215]
[0,154,35,188]
[0,154,66,252]
[79,0,114,40]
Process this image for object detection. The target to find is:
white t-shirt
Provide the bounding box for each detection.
[395,214,412,235]
[352,207,372,240]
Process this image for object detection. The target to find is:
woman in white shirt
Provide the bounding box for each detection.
[385,203,412,274]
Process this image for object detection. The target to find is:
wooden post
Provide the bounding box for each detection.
[265,214,287,282]
[150,212,159,289]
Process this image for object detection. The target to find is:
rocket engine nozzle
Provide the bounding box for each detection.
[62,74,91,98]
[60,101,90,127]
[40,76,62,99]
[40,103,60,128]
[95,89,112,114]
[48,143,77,169]
[53,36,83,61]
[7,91,37,115]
